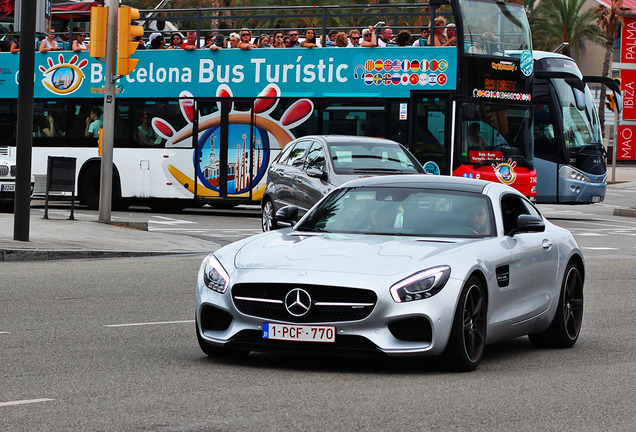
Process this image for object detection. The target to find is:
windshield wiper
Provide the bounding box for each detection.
[295,226,329,233]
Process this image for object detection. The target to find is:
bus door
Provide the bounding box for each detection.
[194,98,258,204]
[408,93,450,175]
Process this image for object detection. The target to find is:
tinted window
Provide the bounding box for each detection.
[304,141,326,171]
[283,140,312,167]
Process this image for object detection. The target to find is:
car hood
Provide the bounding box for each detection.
[233,231,468,276]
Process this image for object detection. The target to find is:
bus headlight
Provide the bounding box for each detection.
[559,167,591,183]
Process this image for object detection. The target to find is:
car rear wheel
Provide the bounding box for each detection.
[529,261,583,348]
[445,276,486,372]
[261,198,277,232]
[195,318,249,359]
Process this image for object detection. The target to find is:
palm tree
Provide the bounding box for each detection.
[595,0,624,131]
[531,0,604,58]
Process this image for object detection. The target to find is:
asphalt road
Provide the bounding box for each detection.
[1,251,635,431]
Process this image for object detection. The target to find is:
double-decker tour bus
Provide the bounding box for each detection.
[0,1,535,211]
[533,51,618,204]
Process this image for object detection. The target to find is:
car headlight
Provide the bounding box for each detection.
[390,266,451,303]
[201,254,230,293]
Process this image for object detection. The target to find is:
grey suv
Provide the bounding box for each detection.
[261,135,424,231]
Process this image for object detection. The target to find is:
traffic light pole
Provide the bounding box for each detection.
[98,0,119,223]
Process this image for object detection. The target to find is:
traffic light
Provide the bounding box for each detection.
[117,6,144,76]
[606,93,616,111]
[89,6,108,58]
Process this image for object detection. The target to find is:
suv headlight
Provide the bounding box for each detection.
[201,254,230,293]
[390,266,451,303]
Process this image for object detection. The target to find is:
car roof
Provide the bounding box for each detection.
[342,174,491,193]
[300,135,403,146]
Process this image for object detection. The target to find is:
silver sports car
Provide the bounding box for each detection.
[196,175,584,371]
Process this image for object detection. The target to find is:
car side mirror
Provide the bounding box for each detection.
[276,205,299,227]
[508,214,545,236]
[307,168,327,180]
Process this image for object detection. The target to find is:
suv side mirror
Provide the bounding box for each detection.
[276,205,299,227]
[508,214,545,236]
[307,168,327,180]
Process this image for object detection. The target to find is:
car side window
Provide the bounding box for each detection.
[286,140,312,168]
[501,194,530,235]
[304,141,326,171]
[275,142,296,165]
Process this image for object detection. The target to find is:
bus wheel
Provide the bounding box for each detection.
[78,165,124,210]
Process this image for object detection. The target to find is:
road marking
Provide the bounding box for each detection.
[576,232,606,237]
[0,331,9,335]
[104,320,194,328]
[582,247,618,250]
[0,398,54,408]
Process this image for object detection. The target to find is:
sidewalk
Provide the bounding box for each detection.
[1,166,635,262]
[0,209,220,262]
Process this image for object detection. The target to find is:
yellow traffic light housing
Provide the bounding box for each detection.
[117,6,144,76]
[606,93,616,111]
[89,6,108,58]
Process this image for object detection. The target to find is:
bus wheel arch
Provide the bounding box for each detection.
[78,159,124,210]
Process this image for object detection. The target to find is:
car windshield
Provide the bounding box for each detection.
[327,142,421,174]
[298,186,495,238]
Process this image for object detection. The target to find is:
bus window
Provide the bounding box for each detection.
[34,101,69,140]
[460,103,531,165]
[322,101,389,138]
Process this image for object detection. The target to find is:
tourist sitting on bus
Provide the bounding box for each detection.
[209,35,226,50]
[285,30,300,47]
[228,33,240,48]
[377,27,394,47]
[444,23,457,46]
[412,27,430,47]
[137,112,158,146]
[347,29,361,47]
[39,29,62,53]
[360,27,377,47]
[467,122,489,150]
[467,34,485,54]
[300,29,319,48]
[272,31,285,48]
[428,17,448,46]
[72,28,89,53]
[396,31,412,47]
[203,34,215,49]
[182,31,199,50]
[259,34,271,48]
[167,33,183,49]
[237,29,258,50]
[324,30,338,47]
[85,107,103,138]
[58,28,71,50]
[37,114,65,138]
[10,36,19,53]
[149,33,166,49]
[334,32,348,47]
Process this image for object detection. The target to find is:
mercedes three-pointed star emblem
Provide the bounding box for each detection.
[284,288,312,317]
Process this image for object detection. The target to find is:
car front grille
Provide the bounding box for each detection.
[231,283,377,324]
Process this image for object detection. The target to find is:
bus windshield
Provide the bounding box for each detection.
[460,0,532,54]
[553,79,603,151]
[460,103,531,166]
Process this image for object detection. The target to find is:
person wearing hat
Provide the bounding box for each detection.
[360,26,377,47]
[148,33,165,49]
[209,34,226,51]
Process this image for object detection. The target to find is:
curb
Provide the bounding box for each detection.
[613,208,636,218]
[0,249,203,262]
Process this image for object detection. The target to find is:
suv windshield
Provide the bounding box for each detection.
[327,142,421,174]
[298,187,494,238]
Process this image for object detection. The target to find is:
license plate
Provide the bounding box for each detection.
[1,184,15,192]
[262,323,336,343]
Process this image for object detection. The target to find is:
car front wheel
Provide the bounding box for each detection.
[529,261,583,348]
[261,199,277,232]
[445,276,487,372]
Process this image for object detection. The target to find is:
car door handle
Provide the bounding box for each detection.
[542,240,553,250]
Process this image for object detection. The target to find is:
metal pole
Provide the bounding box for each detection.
[611,106,618,183]
[99,0,118,222]
[13,0,36,241]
